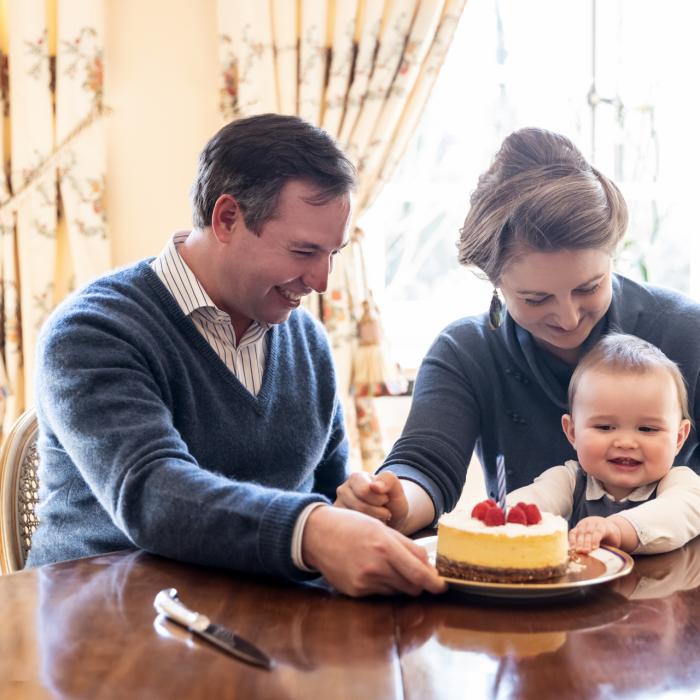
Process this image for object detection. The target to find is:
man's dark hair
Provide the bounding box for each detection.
[190,113,357,233]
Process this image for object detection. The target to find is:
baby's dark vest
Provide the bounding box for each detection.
[568,466,658,529]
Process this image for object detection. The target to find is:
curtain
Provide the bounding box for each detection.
[217,0,467,470]
[0,0,111,437]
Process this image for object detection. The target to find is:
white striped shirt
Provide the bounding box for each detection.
[150,231,270,396]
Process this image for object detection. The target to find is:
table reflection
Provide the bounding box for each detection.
[20,537,700,700]
[397,537,700,700]
[611,535,700,600]
[35,551,402,699]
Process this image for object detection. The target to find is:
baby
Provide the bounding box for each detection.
[509,332,700,554]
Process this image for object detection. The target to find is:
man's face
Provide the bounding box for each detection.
[216,180,351,335]
[562,368,690,500]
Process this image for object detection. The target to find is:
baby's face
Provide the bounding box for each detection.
[562,368,690,500]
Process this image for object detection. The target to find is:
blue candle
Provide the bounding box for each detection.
[496,454,506,512]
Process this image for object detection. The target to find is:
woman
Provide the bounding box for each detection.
[336,127,700,533]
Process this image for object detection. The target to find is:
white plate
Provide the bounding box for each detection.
[418,535,634,600]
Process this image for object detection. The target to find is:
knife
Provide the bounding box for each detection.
[153,588,273,670]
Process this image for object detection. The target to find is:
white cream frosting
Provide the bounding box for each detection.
[439,509,568,537]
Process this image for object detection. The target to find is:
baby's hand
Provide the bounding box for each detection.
[569,516,622,554]
[335,471,409,530]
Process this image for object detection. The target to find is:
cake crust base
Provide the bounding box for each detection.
[436,554,568,583]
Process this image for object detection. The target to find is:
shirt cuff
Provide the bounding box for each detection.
[291,502,327,572]
[616,511,650,552]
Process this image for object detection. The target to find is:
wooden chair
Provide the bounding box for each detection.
[0,407,40,574]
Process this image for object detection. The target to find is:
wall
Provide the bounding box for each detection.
[103,0,222,266]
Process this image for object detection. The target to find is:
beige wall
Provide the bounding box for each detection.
[104,0,222,266]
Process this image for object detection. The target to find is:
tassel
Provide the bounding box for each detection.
[352,300,407,397]
[488,288,504,330]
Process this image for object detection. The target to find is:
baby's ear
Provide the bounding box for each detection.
[562,414,576,447]
[676,418,692,454]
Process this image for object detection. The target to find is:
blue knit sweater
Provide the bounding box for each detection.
[381,274,700,520]
[27,261,348,580]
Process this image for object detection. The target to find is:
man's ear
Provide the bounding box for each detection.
[211,194,241,242]
[676,418,692,454]
[562,413,576,448]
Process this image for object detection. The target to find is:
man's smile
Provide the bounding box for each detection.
[275,286,305,302]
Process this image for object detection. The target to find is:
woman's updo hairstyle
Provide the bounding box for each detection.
[458,127,628,284]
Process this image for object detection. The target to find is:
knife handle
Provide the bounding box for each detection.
[153,589,210,632]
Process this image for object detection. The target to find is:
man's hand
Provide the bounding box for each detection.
[301,505,446,597]
[335,471,409,531]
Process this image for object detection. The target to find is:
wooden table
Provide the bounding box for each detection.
[3,539,700,700]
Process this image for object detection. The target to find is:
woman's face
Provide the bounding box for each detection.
[498,248,613,362]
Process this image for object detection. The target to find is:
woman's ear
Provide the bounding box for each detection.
[562,413,576,448]
[676,419,692,454]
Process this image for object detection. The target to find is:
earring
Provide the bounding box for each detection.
[488,288,503,330]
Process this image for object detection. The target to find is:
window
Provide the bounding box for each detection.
[360,0,700,371]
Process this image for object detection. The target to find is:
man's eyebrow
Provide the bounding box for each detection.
[517,274,605,295]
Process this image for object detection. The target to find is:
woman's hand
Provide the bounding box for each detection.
[335,471,409,531]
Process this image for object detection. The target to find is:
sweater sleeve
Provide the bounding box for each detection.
[378,328,482,518]
[36,311,328,581]
[618,467,700,554]
[311,394,349,501]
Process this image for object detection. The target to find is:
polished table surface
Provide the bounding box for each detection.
[3,539,700,699]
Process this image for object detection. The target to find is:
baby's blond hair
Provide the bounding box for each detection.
[569,333,690,421]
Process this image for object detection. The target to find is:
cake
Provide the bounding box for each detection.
[436,499,569,583]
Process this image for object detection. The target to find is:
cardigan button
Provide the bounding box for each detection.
[507,410,526,424]
[506,368,531,385]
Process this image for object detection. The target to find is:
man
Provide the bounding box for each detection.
[28,114,444,597]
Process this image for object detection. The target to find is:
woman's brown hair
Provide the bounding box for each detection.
[458,128,628,283]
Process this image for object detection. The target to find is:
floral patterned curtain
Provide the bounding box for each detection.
[0,0,110,437]
[217,0,467,470]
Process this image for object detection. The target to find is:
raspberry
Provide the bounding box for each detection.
[471,501,490,521]
[471,499,498,521]
[484,505,505,526]
[516,501,529,511]
[506,505,527,525]
[524,503,542,524]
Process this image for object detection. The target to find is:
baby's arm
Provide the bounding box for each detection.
[507,461,577,518]
[615,467,700,554]
[569,515,639,553]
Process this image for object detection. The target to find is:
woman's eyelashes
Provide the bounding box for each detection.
[522,284,602,306]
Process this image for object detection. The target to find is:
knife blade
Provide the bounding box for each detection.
[153,588,273,670]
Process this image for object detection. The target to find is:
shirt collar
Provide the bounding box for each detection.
[155,231,271,334]
[585,473,657,503]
